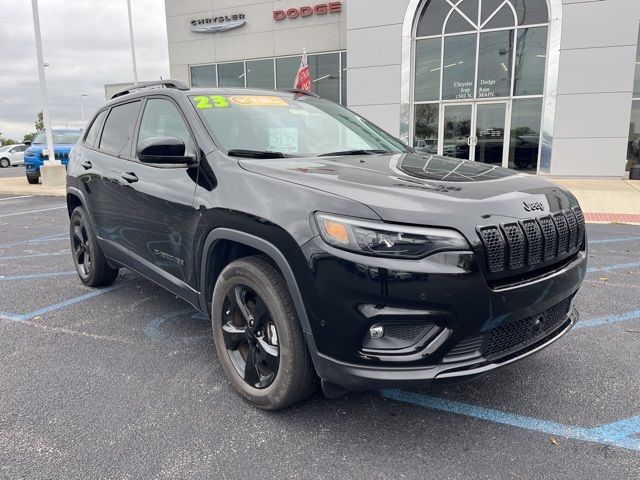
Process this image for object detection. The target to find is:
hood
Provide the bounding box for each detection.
[238,153,578,234]
[26,144,75,154]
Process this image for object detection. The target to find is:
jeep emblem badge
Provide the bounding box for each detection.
[523,201,545,212]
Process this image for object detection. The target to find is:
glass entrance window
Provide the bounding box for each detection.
[509,98,542,172]
[412,0,550,172]
[218,62,245,87]
[442,34,477,100]
[246,59,275,89]
[477,31,513,98]
[443,104,472,160]
[414,104,439,153]
[308,53,341,104]
[475,103,506,165]
[627,24,640,172]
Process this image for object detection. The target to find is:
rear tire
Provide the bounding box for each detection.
[26,174,39,184]
[0,158,10,168]
[211,256,317,410]
[69,206,119,287]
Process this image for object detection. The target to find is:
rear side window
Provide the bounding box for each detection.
[84,110,107,148]
[99,101,141,157]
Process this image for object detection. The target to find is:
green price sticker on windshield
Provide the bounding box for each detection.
[192,95,229,109]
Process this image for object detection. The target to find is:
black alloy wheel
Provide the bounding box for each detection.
[72,217,92,278]
[69,206,119,287]
[221,284,280,389]
[211,256,317,410]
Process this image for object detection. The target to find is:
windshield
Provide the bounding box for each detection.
[0,145,12,152]
[190,94,408,157]
[32,131,82,145]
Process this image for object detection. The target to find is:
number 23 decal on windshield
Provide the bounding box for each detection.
[192,95,229,109]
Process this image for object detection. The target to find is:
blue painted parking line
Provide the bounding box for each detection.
[0,251,70,260]
[0,282,125,322]
[381,389,640,452]
[0,232,67,249]
[587,261,640,273]
[0,205,66,218]
[574,309,640,330]
[144,307,209,341]
[589,236,640,245]
[0,271,76,281]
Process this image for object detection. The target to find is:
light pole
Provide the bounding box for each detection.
[29,2,65,188]
[30,0,57,166]
[80,94,88,123]
[126,0,139,85]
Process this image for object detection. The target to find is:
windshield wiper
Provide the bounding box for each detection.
[227,149,289,159]
[318,149,392,157]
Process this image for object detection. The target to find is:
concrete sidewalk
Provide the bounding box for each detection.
[0,175,639,223]
[550,178,640,224]
[0,176,65,197]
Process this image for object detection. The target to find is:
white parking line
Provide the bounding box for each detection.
[0,206,66,218]
[0,195,32,201]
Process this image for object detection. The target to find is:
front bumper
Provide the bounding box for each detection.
[297,236,587,391]
[310,306,578,391]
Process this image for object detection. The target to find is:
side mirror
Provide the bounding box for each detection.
[137,136,197,165]
[24,141,31,146]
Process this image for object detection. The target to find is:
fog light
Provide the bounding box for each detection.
[369,324,384,339]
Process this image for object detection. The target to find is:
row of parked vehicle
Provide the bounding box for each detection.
[0,129,82,184]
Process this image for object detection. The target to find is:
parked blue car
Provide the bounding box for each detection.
[24,129,83,184]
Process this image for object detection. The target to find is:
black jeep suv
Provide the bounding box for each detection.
[66,80,587,410]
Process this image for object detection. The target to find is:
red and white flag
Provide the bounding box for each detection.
[294,49,312,91]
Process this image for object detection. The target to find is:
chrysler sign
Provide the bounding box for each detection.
[273,2,342,20]
[190,13,246,33]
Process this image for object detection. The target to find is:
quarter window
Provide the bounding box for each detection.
[84,110,107,148]
[99,101,141,157]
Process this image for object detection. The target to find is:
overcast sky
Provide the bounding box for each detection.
[0,0,169,141]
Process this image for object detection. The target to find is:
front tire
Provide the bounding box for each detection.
[0,158,9,168]
[69,206,119,287]
[26,174,39,184]
[211,256,316,410]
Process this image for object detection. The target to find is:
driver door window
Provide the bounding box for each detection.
[137,99,195,158]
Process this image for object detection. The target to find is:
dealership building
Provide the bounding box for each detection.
[165,0,640,177]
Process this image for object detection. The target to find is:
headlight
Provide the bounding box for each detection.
[315,213,469,259]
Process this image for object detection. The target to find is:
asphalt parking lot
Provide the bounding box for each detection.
[0,166,25,179]
[0,194,638,479]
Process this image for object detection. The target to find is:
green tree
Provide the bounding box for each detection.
[23,132,36,144]
[35,111,44,131]
[0,132,17,146]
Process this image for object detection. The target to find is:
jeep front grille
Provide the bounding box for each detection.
[477,207,585,275]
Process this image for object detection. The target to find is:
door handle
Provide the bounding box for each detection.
[80,159,92,170]
[120,172,138,183]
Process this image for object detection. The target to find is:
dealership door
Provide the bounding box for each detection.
[440,101,510,166]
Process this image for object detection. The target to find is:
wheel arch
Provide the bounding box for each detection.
[199,228,313,336]
[66,189,83,217]
[66,187,100,240]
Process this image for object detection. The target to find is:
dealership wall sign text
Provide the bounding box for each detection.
[190,13,246,33]
[273,2,342,20]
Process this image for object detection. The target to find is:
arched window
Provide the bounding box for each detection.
[412,0,550,172]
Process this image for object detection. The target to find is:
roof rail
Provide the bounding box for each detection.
[281,88,319,98]
[110,79,190,99]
